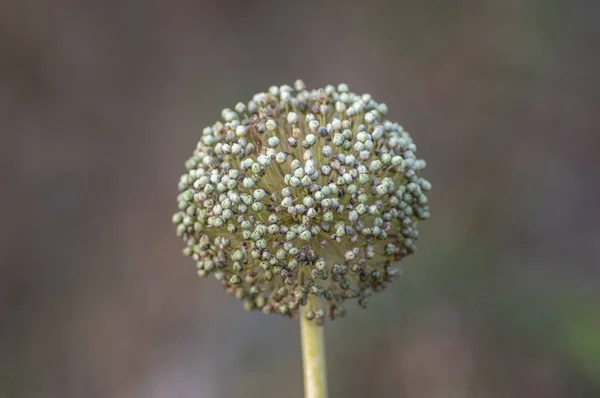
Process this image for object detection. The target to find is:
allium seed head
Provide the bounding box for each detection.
[174,80,431,322]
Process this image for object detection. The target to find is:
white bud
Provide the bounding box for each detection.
[243,178,255,188]
[221,108,232,119]
[337,83,349,92]
[266,119,277,131]
[236,125,246,136]
[235,102,246,114]
[268,136,280,147]
[224,110,237,122]
[276,152,288,163]
[287,112,298,124]
[372,125,385,139]
[331,118,342,130]
[305,134,317,146]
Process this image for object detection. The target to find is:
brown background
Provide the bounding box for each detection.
[2,0,599,397]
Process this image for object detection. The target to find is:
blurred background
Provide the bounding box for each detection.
[2,0,599,397]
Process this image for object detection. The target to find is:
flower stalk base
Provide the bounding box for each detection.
[300,305,328,398]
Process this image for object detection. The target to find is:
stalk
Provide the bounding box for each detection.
[300,305,328,398]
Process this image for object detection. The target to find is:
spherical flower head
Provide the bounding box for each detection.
[173,80,431,324]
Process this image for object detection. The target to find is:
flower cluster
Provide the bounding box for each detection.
[173,80,431,324]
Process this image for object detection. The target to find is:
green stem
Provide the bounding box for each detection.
[300,305,328,398]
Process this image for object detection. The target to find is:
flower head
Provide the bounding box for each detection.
[173,80,431,323]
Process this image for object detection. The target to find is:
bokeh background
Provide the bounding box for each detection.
[2,0,600,397]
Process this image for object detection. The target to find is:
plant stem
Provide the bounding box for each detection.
[300,305,328,398]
